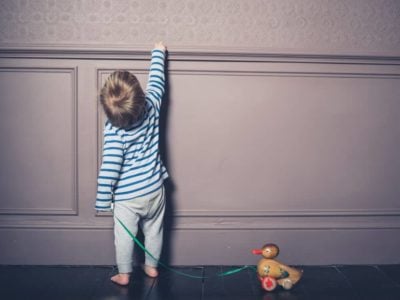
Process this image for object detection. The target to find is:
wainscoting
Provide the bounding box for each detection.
[0,49,399,265]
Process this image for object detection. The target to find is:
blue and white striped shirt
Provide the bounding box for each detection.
[95,49,168,211]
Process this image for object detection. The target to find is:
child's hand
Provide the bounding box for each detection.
[154,41,166,52]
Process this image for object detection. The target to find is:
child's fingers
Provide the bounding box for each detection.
[155,41,166,51]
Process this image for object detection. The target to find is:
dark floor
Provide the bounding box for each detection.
[0,265,400,300]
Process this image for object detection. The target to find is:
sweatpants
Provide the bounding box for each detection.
[113,185,165,274]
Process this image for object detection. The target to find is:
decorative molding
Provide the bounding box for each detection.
[0,66,79,216]
[1,211,400,230]
[0,44,400,68]
[94,64,400,221]
[174,209,400,217]
[0,208,78,216]
[0,47,400,64]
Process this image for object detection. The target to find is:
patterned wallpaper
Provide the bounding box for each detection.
[0,0,399,56]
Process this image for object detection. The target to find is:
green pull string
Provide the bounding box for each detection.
[116,217,255,279]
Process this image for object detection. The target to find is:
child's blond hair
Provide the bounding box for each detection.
[100,70,146,128]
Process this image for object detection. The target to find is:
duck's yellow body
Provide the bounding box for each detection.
[252,244,303,291]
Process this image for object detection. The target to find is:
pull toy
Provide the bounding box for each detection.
[252,243,303,291]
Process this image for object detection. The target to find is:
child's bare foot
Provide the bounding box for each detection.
[111,273,130,286]
[142,265,159,278]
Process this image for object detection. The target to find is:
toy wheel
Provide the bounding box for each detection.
[261,276,277,291]
[281,278,293,290]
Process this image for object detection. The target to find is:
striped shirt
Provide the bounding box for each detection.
[95,49,168,211]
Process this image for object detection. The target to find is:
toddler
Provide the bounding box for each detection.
[96,42,168,285]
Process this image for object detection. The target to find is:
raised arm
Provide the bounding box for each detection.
[95,126,124,211]
[146,42,167,111]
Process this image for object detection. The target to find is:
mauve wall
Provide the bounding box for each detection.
[0,0,400,266]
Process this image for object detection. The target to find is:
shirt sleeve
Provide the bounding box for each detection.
[95,127,124,211]
[145,48,166,111]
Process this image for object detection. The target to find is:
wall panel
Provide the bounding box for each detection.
[0,55,399,265]
[166,70,400,216]
[0,67,78,215]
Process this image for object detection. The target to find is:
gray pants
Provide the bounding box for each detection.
[113,186,165,274]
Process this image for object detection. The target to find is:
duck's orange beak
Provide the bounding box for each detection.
[252,249,263,255]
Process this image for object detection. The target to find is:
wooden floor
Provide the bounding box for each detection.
[1,265,400,300]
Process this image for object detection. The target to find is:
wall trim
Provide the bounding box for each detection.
[95,208,400,218]
[0,66,79,216]
[1,46,400,64]
[1,212,400,230]
[174,209,400,217]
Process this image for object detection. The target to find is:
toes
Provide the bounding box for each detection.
[111,274,130,286]
[143,265,159,278]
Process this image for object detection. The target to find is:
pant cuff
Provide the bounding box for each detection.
[145,258,159,268]
[118,262,133,274]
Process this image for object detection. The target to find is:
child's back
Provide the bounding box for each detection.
[96,45,168,210]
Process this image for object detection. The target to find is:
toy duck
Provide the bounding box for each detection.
[252,243,303,291]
